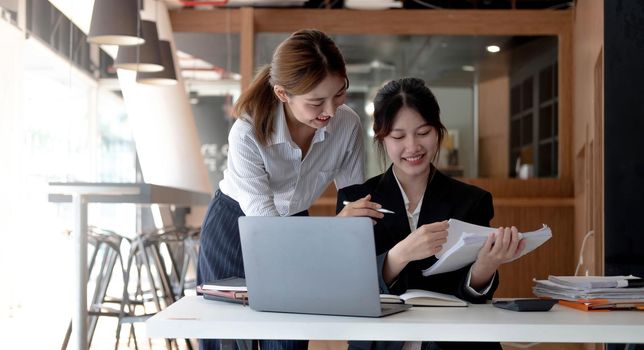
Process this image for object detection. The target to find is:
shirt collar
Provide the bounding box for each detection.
[392,167,424,217]
[267,103,290,146]
[267,102,330,146]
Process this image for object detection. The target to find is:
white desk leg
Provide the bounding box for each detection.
[72,194,88,350]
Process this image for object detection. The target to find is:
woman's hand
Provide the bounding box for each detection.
[470,226,525,289]
[337,194,384,221]
[383,221,449,283]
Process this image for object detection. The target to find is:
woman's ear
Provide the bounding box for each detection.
[273,85,289,103]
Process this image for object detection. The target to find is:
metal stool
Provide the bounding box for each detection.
[61,227,148,349]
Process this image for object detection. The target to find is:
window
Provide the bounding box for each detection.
[510,61,558,177]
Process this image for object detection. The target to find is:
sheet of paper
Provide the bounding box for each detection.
[423,219,552,277]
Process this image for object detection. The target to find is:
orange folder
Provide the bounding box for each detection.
[558,299,644,311]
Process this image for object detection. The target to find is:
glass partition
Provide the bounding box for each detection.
[255,33,559,179]
[172,32,559,180]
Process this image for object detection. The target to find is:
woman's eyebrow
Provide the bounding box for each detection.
[306,96,326,102]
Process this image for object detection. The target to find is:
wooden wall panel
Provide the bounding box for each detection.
[492,203,574,297]
[240,7,254,91]
[478,72,510,178]
[461,178,573,197]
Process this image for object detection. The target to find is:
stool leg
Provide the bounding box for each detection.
[149,244,176,305]
[89,247,118,347]
[60,321,72,350]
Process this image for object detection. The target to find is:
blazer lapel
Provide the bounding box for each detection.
[417,166,452,226]
[372,166,412,241]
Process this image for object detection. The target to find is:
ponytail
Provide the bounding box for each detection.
[233,65,278,146]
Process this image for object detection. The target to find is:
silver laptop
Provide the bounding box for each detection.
[238,216,411,317]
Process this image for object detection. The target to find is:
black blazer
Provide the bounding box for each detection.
[336,165,499,303]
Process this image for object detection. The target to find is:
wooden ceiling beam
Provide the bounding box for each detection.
[169,8,241,33]
[170,9,572,35]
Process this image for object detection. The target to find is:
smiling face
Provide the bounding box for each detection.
[274,74,347,130]
[383,106,439,181]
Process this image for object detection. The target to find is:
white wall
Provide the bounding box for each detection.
[118,0,212,194]
[0,19,24,322]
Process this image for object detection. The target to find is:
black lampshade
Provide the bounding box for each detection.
[114,20,163,72]
[88,0,144,46]
[137,40,178,85]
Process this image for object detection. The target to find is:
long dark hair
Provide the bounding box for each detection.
[372,77,447,166]
[233,29,348,145]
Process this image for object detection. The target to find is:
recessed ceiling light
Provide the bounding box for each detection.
[462,65,475,72]
[487,45,501,53]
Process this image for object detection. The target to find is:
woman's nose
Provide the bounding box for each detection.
[405,136,420,150]
[323,100,337,116]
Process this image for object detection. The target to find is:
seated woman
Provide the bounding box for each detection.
[337,77,525,350]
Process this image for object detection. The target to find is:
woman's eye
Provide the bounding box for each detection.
[390,135,404,140]
[310,103,323,107]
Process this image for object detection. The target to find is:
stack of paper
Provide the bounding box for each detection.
[422,219,552,276]
[532,275,644,311]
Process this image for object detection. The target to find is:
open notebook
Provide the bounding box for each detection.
[381,289,467,307]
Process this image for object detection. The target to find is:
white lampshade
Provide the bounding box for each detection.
[114,20,163,72]
[88,0,144,46]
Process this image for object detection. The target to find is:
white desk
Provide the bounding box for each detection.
[146,296,644,344]
[49,183,212,350]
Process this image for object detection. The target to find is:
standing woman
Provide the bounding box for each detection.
[338,78,524,350]
[197,29,376,350]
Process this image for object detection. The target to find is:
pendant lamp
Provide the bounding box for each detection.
[114,20,163,72]
[137,40,178,85]
[88,0,144,46]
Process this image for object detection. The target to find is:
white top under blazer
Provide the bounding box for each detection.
[219,103,365,216]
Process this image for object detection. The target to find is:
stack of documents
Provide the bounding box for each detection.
[533,275,644,311]
[198,277,249,305]
[422,219,552,276]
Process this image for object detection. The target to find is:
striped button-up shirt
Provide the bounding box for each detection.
[219,103,365,216]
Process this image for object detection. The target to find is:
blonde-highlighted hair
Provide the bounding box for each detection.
[233,29,348,145]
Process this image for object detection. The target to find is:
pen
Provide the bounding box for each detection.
[342,200,395,214]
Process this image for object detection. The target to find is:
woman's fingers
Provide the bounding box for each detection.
[508,226,521,257]
[490,226,524,261]
[355,194,384,211]
[423,220,449,232]
[401,222,450,261]
[338,196,384,219]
